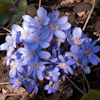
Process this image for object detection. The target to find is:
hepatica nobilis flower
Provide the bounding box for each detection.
[77,39,100,66]
[1,6,100,95]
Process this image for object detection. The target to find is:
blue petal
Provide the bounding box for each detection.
[17,66,24,73]
[81,41,87,50]
[22,15,35,23]
[54,30,66,40]
[18,48,29,54]
[40,29,50,40]
[26,68,33,76]
[34,84,38,94]
[9,68,16,78]
[70,45,79,55]
[51,10,59,23]
[37,51,51,60]
[88,55,98,65]
[91,54,100,62]
[89,40,97,48]
[48,89,52,94]
[37,7,47,20]
[0,43,8,50]
[9,79,15,84]
[26,85,33,92]
[59,22,71,30]
[67,66,74,75]
[39,41,50,48]
[72,27,82,39]
[44,84,49,90]
[91,46,100,53]
[10,84,16,89]
[82,56,88,66]
[39,65,45,71]
[57,16,68,24]
[77,49,84,58]
[83,66,91,74]
[37,70,44,80]
[7,45,13,57]
[42,17,50,25]
[66,59,76,66]
[32,71,36,80]
[58,55,65,63]
[30,43,39,50]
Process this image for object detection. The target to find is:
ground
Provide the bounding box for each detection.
[0,0,100,100]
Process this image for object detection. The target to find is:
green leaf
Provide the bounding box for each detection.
[0,11,14,26]
[7,0,27,28]
[0,0,11,13]
[81,89,100,100]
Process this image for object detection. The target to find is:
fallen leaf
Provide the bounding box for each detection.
[2,89,8,94]
[0,93,7,100]
[26,3,37,17]
[60,0,74,6]
[6,84,26,93]
[67,2,91,13]
[77,11,85,17]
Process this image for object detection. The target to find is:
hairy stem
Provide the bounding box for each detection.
[39,0,42,8]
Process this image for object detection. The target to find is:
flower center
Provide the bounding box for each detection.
[50,24,58,30]
[57,38,62,43]
[24,32,28,36]
[13,63,17,67]
[7,39,13,45]
[73,39,80,44]
[85,50,90,55]
[51,82,58,89]
[34,63,39,69]
[31,51,35,55]
[34,36,40,42]
[61,63,66,68]
[16,80,21,84]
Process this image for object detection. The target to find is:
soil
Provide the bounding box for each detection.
[0,0,100,100]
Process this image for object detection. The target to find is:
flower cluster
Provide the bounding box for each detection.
[0,7,100,94]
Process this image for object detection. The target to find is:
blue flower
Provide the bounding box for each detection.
[23,78,38,94]
[23,7,50,29]
[26,60,48,81]
[77,39,100,66]
[0,34,16,57]
[9,77,22,91]
[57,54,76,75]
[44,81,60,94]
[44,65,61,81]
[9,60,25,78]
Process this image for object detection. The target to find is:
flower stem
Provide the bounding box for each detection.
[38,0,42,8]
[0,27,11,33]
[65,74,85,95]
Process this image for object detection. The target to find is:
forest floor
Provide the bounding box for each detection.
[0,0,100,100]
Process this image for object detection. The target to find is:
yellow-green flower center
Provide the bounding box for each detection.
[73,39,80,44]
[24,32,28,36]
[85,50,90,55]
[50,24,58,30]
[60,63,66,68]
[51,82,58,89]
[34,63,39,69]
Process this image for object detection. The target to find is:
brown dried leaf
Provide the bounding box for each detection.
[0,93,7,100]
[26,3,37,17]
[68,2,91,12]
[2,89,8,94]
[6,84,26,93]
[77,11,85,17]
[60,0,74,6]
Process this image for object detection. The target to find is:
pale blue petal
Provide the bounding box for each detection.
[39,65,45,71]
[17,66,24,73]
[51,10,59,23]
[83,66,91,74]
[58,55,65,63]
[9,68,16,78]
[37,51,51,60]
[60,22,71,30]
[10,84,16,89]
[54,30,66,40]
[0,43,8,50]
[70,45,79,55]
[67,66,74,75]
[72,27,82,39]
[39,41,50,48]
[34,84,38,94]
[37,7,47,20]
[37,70,44,80]
[22,15,35,23]
[18,48,29,54]
[30,43,39,50]
[42,17,50,25]
[66,59,76,66]
[91,54,100,62]
[57,16,68,24]
[44,84,49,90]
[26,68,33,76]
[7,45,13,57]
